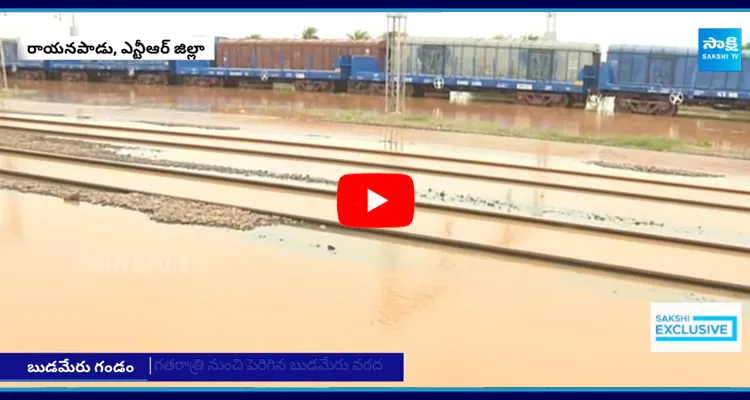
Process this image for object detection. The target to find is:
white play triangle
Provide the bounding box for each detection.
[367,189,388,213]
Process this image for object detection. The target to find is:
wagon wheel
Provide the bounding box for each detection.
[405,85,415,97]
[614,97,631,113]
[317,82,334,92]
[313,82,330,92]
[367,84,386,95]
[658,103,678,116]
[295,81,318,92]
[550,94,569,108]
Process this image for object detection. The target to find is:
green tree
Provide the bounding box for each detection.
[743,41,750,49]
[347,30,371,40]
[301,27,319,40]
[246,34,263,39]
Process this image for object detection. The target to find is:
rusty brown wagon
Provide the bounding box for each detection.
[215,39,386,71]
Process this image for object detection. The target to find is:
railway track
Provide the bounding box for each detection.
[0,146,748,293]
[0,113,748,212]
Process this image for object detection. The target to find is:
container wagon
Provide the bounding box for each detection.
[8,36,750,118]
[1,36,601,108]
[394,37,601,107]
[195,38,386,91]
[597,44,750,115]
[1,37,46,80]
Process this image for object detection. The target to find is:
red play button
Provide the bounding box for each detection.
[336,173,415,229]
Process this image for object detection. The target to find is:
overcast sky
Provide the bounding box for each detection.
[1,12,749,55]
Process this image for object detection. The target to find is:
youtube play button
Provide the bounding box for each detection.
[367,189,388,212]
[337,173,415,228]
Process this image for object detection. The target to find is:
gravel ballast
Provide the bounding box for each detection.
[585,160,725,178]
[0,128,302,231]
[0,129,741,242]
[0,174,299,231]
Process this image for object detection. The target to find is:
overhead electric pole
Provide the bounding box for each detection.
[385,13,407,115]
[54,13,78,36]
[543,12,558,41]
[0,13,8,91]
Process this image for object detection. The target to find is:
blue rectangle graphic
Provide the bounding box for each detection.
[698,28,742,72]
[0,353,404,382]
[655,315,737,342]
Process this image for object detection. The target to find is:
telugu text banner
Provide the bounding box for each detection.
[17,37,215,61]
[0,353,405,382]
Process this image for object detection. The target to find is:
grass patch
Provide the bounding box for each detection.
[295,108,726,154]
[679,106,750,122]
[0,88,38,99]
[541,133,688,152]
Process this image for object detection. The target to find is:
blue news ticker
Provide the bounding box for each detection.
[0,353,404,382]
[655,315,738,342]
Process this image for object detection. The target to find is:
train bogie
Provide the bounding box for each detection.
[403,37,598,84]
[1,38,18,64]
[399,37,599,108]
[8,32,750,118]
[601,45,750,115]
[1,37,47,79]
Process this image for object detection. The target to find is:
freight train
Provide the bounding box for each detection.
[2,37,749,117]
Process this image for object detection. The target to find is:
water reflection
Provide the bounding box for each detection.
[377,220,456,328]
[0,190,22,241]
[8,80,750,151]
[0,159,22,241]
[3,190,750,386]
[383,129,404,153]
[532,142,549,218]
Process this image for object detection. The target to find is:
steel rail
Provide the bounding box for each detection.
[0,146,748,293]
[0,114,747,212]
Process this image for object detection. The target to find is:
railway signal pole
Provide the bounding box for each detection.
[385,13,407,115]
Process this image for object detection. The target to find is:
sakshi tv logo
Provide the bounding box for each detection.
[698,28,742,72]
[651,302,742,353]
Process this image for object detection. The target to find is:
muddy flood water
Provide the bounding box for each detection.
[7,80,750,151]
[5,81,750,180]
[2,190,750,387]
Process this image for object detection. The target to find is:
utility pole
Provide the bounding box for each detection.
[70,13,78,36]
[54,13,78,37]
[384,13,407,115]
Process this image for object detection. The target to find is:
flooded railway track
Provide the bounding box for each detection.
[0,146,749,293]
[0,114,749,213]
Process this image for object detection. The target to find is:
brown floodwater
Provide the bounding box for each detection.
[1,190,750,387]
[2,95,750,179]
[8,80,750,151]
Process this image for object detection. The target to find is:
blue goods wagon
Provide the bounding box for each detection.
[46,60,173,84]
[599,44,750,115]
[7,33,750,119]
[392,37,601,107]
[1,38,47,80]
